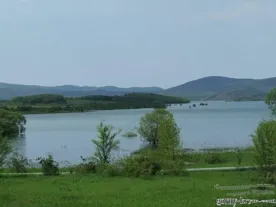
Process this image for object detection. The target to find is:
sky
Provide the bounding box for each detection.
[0,0,276,89]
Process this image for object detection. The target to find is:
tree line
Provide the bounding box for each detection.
[1,93,189,114]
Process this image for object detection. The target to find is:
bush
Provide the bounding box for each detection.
[97,163,123,177]
[0,136,12,168]
[251,120,276,183]
[7,153,28,173]
[204,152,227,164]
[122,131,138,138]
[160,159,188,176]
[120,153,162,177]
[236,149,243,167]
[37,155,59,176]
[92,122,121,164]
[75,161,97,174]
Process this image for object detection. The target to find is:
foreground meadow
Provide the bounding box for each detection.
[0,171,275,207]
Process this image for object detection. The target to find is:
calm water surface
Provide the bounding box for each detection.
[13,101,271,164]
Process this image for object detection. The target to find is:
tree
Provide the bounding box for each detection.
[265,88,276,116]
[251,120,276,182]
[157,115,182,160]
[92,122,121,164]
[137,108,175,149]
[0,135,12,168]
[0,109,26,137]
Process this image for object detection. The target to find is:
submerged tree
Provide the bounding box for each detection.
[92,122,121,164]
[0,109,26,137]
[137,108,177,149]
[138,109,179,149]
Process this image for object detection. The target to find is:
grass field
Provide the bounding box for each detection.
[185,148,254,168]
[0,148,255,174]
[0,171,275,207]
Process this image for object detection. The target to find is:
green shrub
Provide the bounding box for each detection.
[251,120,276,184]
[122,131,138,138]
[92,122,121,164]
[236,149,243,167]
[37,155,59,176]
[204,152,227,164]
[97,163,123,177]
[120,153,162,177]
[7,153,28,173]
[0,136,12,168]
[75,161,97,174]
[160,159,188,176]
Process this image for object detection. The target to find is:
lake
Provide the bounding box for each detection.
[13,101,271,165]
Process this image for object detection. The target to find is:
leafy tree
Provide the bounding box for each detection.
[0,135,12,168]
[251,120,276,183]
[137,109,176,149]
[265,88,276,116]
[92,122,121,164]
[157,114,182,160]
[0,109,26,137]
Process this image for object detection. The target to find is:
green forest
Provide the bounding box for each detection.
[0,93,189,114]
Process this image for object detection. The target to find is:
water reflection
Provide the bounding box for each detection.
[11,134,26,157]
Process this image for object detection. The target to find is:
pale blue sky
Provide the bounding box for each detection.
[0,0,275,88]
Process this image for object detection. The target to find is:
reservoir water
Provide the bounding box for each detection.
[13,101,271,165]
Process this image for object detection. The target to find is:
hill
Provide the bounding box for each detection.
[2,76,276,101]
[0,82,164,100]
[162,76,276,101]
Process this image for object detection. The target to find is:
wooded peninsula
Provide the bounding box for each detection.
[0,93,189,114]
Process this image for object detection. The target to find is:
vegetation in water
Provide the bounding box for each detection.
[121,130,138,138]
[137,108,180,150]
[0,109,26,169]
[0,93,189,114]
[0,109,26,137]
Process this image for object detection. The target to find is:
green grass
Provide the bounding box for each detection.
[0,167,73,174]
[133,147,255,168]
[0,171,274,207]
[185,148,254,168]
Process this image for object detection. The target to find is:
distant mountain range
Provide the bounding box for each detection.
[162,76,276,101]
[0,83,163,100]
[1,76,276,101]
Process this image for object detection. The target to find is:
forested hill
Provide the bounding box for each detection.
[0,93,189,114]
[2,76,276,101]
[162,76,276,101]
[0,82,163,100]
